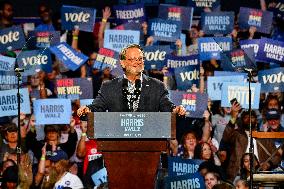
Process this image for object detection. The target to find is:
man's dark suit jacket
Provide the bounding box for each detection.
[87,74,175,112]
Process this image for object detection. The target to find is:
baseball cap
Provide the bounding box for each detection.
[266,108,281,120]
[47,149,68,162]
[5,123,18,132]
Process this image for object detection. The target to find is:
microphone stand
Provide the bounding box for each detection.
[247,69,254,189]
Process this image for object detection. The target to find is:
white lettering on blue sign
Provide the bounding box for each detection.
[22,55,48,66]
[116,8,144,19]
[262,72,284,84]
[263,43,284,61]
[228,86,255,105]
[57,44,83,65]
[0,31,19,44]
[170,178,201,189]
[167,59,198,68]
[65,12,90,22]
[200,42,230,52]
[180,69,199,81]
[144,50,166,61]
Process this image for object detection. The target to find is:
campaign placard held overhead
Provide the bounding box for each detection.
[174,65,200,91]
[166,54,199,69]
[0,88,31,117]
[61,5,96,32]
[56,78,93,100]
[207,76,245,100]
[0,71,21,90]
[201,11,234,35]
[214,71,247,77]
[143,45,171,70]
[50,42,88,71]
[257,38,284,64]
[93,48,119,70]
[221,82,261,109]
[0,26,26,53]
[158,4,194,30]
[164,172,205,189]
[170,91,208,118]
[258,67,284,92]
[148,19,181,42]
[104,30,140,52]
[238,7,273,34]
[221,48,256,72]
[27,31,61,49]
[114,3,146,24]
[17,49,52,76]
[33,99,72,125]
[0,55,15,71]
[240,39,260,57]
[168,156,203,177]
[187,0,220,10]
[198,37,232,60]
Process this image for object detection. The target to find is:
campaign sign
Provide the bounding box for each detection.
[214,71,247,77]
[170,91,207,118]
[148,19,181,42]
[56,78,93,100]
[238,7,273,34]
[0,71,21,90]
[201,11,234,35]
[61,5,96,32]
[164,172,205,189]
[221,82,261,109]
[93,48,119,70]
[207,76,245,100]
[113,3,146,24]
[17,50,52,76]
[168,156,203,177]
[158,4,194,30]
[174,65,200,91]
[50,42,88,71]
[257,38,284,64]
[33,99,72,125]
[104,30,140,52]
[0,55,15,71]
[258,67,284,92]
[27,31,60,50]
[221,48,256,72]
[187,0,220,8]
[0,26,26,53]
[166,54,199,69]
[143,45,171,70]
[240,39,260,57]
[198,37,232,61]
[0,88,31,117]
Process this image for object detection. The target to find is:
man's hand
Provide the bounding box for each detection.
[172,105,186,116]
[231,101,241,119]
[77,106,91,117]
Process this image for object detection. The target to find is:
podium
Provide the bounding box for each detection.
[87,112,176,189]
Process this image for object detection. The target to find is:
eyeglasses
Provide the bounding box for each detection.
[126,57,144,62]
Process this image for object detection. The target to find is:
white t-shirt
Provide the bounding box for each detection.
[54,172,84,189]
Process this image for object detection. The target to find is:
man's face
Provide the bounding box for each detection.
[242,115,257,130]
[267,118,280,131]
[1,4,13,20]
[46,131,58,142]
[6,131,17,143]
[39,5,51,23]
[121,47,144,76]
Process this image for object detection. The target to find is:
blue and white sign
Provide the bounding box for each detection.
[257,38,284,64]
[198,37,232,60]
[168,156,203,177]
[201,11,234,35]
[113,3,146,24]
[17,49,52,76]
[0,55,15,71]
[165,172,205,189]
[238,7,273,34]
[174,65,200,91]
[61,5,96,32]
[103,30,140,52]
[33,99,72,125]
[170,91,208,118]
[0,88,31,117]
[0,71,19,90]
[93,48,119,70]
[143,45,172,70]
[166,54,199,69]
[158,4,194,30]
[91,167,108,186]
[240,39,260,57]
[221,82,261,109]
[258,67,284,92]
[80,99,94,107]
[50,42,88,71]
[0,26,26,53]
[207,76,245,100]
[148,18,181,42]
[214,71,247,77]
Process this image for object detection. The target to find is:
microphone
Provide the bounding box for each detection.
[244,68,254,73]
[14,68,24,72]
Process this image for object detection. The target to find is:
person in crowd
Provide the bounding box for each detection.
[35,2,55,31]
[194,141,221,166]
[1,165,18,189]
[0,0,13,29]
[212,182,235,189]
[77,44,186,115]
[205,171,221,189]
[235,179,249,189]
[222,102,281,181]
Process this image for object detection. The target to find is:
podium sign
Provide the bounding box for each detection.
[88,112,174,139]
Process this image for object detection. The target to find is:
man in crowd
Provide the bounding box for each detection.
[77,44,186,115]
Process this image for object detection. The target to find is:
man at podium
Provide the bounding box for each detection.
[77,44,186,116]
